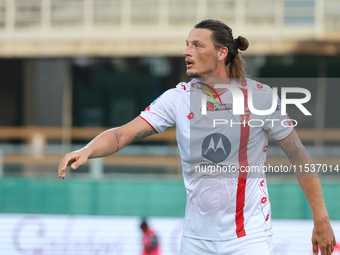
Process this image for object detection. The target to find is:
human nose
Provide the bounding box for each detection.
[183,44,191,56]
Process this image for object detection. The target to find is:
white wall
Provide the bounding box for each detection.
[1,214,339,255]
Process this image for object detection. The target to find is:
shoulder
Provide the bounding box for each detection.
[147,81,189,111]
[160,81,191,100]
[175,81,192,93]
[161,81,190,95]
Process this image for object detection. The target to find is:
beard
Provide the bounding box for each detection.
[186,64,218,79]
[189,74,200,79]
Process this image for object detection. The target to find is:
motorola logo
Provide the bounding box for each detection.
[202,133,231,164]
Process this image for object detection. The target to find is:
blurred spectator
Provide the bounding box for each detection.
[140,219,161,255]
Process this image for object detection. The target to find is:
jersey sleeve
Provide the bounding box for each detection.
[139,88,179,133]
[262,89,294,141]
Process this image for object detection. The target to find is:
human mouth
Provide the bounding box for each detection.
[185,59,194,68]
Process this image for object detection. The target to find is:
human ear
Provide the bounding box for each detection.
[217,47,228,62]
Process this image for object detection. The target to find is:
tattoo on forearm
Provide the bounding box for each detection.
[132,129,155,142]
[115,133,120,151]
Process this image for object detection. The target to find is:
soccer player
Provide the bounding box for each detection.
[58,19,335,255]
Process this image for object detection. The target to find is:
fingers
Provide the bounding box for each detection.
[327,245,332,255]
[319,245,326,255]
[324,234,336,255]
[58,152,85,179]
[312,238,319,255]
[312,222,336,255]
[69,157,83,170]
[334,235,337,247]
[331,235,336,254]
[318,241,335,255]
[58,154,75,179]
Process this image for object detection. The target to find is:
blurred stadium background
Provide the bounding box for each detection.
[0,0,340,254]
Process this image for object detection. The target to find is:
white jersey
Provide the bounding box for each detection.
[140,78,293,241]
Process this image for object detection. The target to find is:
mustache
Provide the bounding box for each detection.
[185,58,194,63]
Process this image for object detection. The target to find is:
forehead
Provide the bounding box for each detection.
[187,28,214,44]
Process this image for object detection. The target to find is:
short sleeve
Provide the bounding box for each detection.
[139,88,179,133]
[262,91,294,141]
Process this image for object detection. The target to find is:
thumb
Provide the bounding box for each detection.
[70,156,86,170]
[71,163,78,170]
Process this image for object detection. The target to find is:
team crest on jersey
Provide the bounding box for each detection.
[206,101,232,111]
[240,107,251,122]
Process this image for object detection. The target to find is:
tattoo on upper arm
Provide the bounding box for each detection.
[278,131,311,164]
[132,129,156,142]
[278,131,317,178]
[115,133,120,151]
[278,132,299,158]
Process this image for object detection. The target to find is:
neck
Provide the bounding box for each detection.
[195,78,232,96]
[208,66,231,93]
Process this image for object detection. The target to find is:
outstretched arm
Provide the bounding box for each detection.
[58,116,156,179]
[277,130,336,255]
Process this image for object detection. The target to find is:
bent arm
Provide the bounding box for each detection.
[277,130,335,255]
[84,116,156,159]
[58,116,156,178]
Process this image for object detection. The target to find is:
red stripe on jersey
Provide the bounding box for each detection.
[139,115,159,134]
[235,88,250,238]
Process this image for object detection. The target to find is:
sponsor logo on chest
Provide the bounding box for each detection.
[207,101,232,111]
